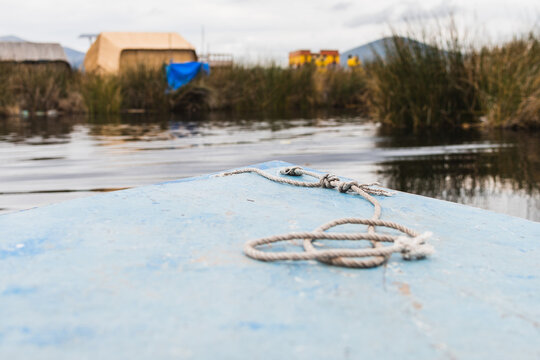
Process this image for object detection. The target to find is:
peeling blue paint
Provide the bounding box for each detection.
[20,326,94,347]
[1,286,37,296]
[237,321,295,332]
[145,255,187,270]
[0,238,45,259]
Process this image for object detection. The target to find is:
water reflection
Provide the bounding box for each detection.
[0,113,538,221]
[375,127,539,190]
[0,116,77,144]
[374,127,540,220]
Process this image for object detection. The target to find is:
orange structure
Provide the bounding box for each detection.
[288,50,312,68]
[289,49,340,68]
[320,50,340,67]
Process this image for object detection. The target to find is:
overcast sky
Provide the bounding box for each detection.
[0,0,538,63]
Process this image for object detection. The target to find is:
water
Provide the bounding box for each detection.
[1,112,539,221]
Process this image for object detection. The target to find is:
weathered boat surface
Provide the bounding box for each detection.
[0,160,538,360]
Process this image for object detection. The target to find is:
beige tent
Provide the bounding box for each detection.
[84,32,197,74]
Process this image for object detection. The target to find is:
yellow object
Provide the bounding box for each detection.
[347,56,361,68]
[323,55,339,67]
[320,50,339,68]
[289,50,312,67]
[288,49,340,69]
[84,32,197,74]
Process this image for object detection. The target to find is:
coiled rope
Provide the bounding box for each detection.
[219,166,434,268]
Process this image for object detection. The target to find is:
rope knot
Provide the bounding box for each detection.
[319,174,340,189]
[280,166,303,176]
[338,181,359,193]
[395,232,434,260]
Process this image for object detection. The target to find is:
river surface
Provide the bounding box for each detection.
[1,112,539,221]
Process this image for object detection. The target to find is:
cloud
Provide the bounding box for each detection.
[330,2,352,11]
[343,6,394,27]
[344,1,461,28]
[401,2,461,21]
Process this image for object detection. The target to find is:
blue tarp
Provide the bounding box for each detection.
[166,62,210,90]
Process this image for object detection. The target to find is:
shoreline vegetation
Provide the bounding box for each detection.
[0,31,539,130]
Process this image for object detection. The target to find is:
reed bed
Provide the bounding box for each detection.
[0,64,14,116]
[202,64,317,112]
[364,32,480,129]
[364,28,539,129]
[472,33,540,128]
[0,28,538,129]
[0,63,72,116]
[119,64,169,112]
[201,64,367,112]
[80,73,122,115]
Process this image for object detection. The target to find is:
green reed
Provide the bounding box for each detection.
[119,64,169,112]
[201,64,315,112]
[364,30,480,129]
[0,64,14,116]
[201,64,366,112]
[80,73,122,115]
[472,33,540,128]
[5,63,72,115]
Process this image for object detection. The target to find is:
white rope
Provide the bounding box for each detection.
[218,166,434,268]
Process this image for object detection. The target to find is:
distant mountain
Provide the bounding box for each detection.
[0,35,26,42]
[341,36,433,66]
[0,35,85,69]
[62,46,85,69]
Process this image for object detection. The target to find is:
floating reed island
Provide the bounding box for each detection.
[0,31,539,130]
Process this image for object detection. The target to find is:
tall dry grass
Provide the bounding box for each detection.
[202,64,367,112]
[472,33,540,128]
[3,63,72,115]
[81,66,212,114]
[120,64,169,111]
[202,64,316,111]
[364,29,480,129]
[316,67,368,110]
[0,64,15,116]
[364,23,539,129]
[80,73,122,115]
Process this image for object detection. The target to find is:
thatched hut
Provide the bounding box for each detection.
[0,42,70,69]
[83,32,197,74]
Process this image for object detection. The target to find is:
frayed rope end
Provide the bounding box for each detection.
[395,232,435,260]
